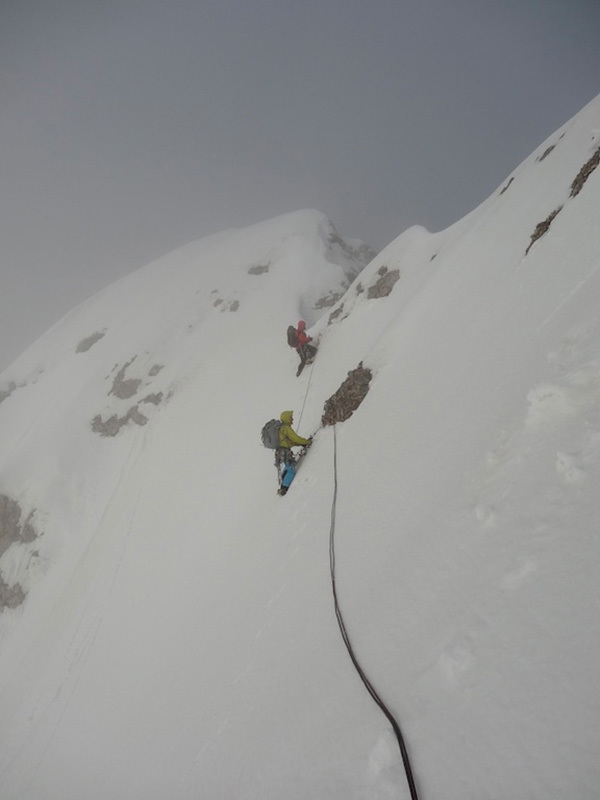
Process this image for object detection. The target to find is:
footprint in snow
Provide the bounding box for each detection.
[438,641,474,688]
[525,383,573,427]
[555,451,586,485]
[502,555,538,591]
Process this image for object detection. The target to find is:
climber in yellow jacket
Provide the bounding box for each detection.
[276,410,312,495]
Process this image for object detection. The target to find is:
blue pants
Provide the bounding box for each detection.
[275,448,296,489]
[280,460,296,489]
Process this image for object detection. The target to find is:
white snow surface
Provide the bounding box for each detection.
[1,97,600,798]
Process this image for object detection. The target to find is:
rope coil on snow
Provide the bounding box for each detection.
[329,425,421,800]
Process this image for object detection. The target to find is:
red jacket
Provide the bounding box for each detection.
[296,321,312,349]
[297,329,312,347]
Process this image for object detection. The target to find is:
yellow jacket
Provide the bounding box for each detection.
[278,410,311,448]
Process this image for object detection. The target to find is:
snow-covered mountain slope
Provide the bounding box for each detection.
[0,208,373,607]
[1,94,600,799]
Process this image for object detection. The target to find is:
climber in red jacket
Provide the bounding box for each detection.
[287,320,318,376]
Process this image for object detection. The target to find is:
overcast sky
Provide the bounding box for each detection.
[1,0,599,371]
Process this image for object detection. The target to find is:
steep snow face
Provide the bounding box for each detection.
[0,94,600,800]
[0,209,372,609]
[306,96,600,798]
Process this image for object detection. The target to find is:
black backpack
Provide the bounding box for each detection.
[261,419,282,449]
[287,326,298,347]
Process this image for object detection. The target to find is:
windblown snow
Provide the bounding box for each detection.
[1,96,600,799]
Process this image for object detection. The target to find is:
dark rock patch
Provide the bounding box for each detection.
[524,145,600,255]
[322,363,373,426]
[499,177,514,195]
[142,392,164,406]
[536,145,556,163]
[0,495,37,559]
[0,494,38,611]
[328,305,345,325]
[76,330,106,353]
[110,358,142,400]
[0,577,25,610]
[367,266,400,299]
[525,207,563,255]
[96,358,165,435]
[570,145,600,198]
[212,295,239,312]
[248,264,270,275]
[91,406,148,437]
[315,291,343,309]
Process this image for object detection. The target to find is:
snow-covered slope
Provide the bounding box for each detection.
[1,95,600,798]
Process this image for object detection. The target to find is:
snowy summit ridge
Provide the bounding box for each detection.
[1,97,600,798]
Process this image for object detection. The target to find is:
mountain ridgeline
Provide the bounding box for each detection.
[0,97,600,799]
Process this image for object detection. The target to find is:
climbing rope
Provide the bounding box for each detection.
[296,356,317,430]
[329,425,421,800]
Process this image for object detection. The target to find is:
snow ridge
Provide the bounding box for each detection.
[0,96,600,798]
